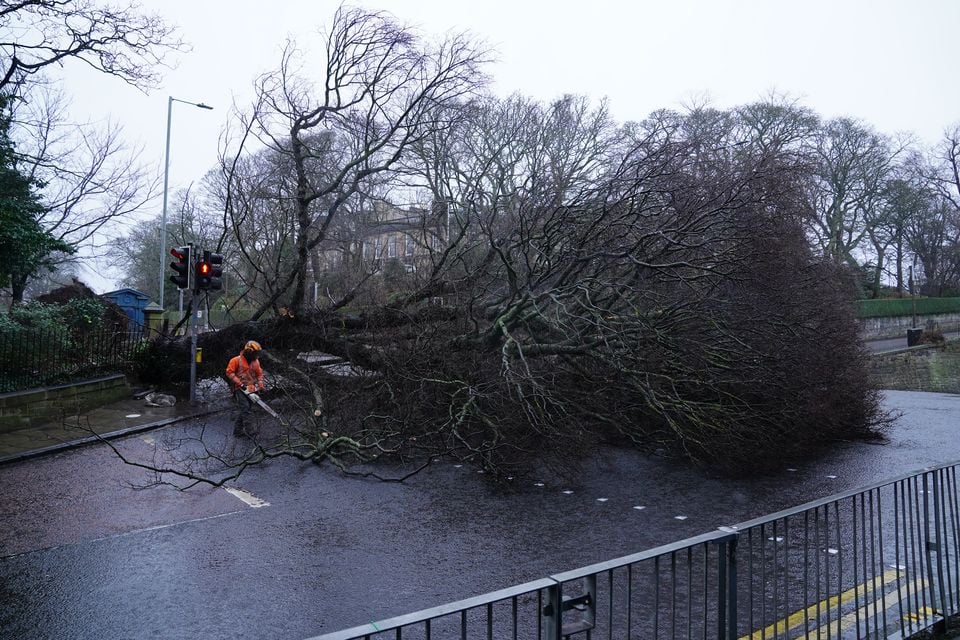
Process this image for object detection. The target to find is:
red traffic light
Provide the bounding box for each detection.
[198,261,211,276]
[169,245,192,290]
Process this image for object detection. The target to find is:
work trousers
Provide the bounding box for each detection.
[233,388,254,434]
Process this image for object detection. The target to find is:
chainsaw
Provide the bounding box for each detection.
[243,390,285,422]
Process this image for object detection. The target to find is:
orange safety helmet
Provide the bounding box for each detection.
[244,340,262,352]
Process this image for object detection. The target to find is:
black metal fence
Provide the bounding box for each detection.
[0,326,147,393]
[311,460,960,640]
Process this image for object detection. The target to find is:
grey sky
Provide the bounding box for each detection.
[54,0,960,290]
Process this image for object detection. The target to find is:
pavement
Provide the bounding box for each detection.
[0,390,231,465]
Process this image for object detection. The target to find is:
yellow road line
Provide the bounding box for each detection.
[739,568,900,640]
[795,577,926,639]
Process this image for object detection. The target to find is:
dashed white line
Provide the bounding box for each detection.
[223,487,270,508]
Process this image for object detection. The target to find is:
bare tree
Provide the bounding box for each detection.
[0,0,184,93]
[804,118,902,274]
[219,6,490,319]
[0,1,182,301]
[898,132,960,296]
[10,85,159,286]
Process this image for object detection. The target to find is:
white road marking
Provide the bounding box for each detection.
[674,515,688,520]
[596,497,608,502]
[633,505,647,510]
[224,487,270,508]
[9,510,248,557]
[125,414,141,418]
[562,490,574,495]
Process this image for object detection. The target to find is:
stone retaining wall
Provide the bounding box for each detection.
[0,374,130,433]
[861,312,960,339]
[867,342,960,394]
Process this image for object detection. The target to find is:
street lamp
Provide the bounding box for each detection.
[157,96,213,312]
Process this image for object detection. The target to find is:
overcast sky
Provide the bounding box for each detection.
[55,0,960,291]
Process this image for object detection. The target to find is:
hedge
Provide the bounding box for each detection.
[856,297,960,318]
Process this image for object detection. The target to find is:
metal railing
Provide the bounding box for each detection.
[309,461,960,640]
[0,326,147,392]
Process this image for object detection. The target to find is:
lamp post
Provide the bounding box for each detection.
[157,96,213,312]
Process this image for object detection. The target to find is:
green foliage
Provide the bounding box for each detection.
[856,297,960,318]
[61,297,110,331]
[0,298,109,332]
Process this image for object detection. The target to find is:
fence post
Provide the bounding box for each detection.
[716,532,739,640]
[543,581,562,640]
[931,469,949,616]
[728,535,738,640]
[923,471,943,614]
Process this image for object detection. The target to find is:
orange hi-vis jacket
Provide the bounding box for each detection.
[226,353,265,392]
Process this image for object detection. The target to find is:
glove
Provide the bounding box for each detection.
[248,393,260,403]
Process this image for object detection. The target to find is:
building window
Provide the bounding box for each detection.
[405,235,415,256]
[388,236,397,258]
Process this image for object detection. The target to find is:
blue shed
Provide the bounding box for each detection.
[102,288,152,329]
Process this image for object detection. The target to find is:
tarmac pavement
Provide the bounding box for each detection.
[0,391,230,464]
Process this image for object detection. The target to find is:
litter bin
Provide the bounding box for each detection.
[906,327,923,347]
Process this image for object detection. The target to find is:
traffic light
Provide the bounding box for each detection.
[195,250,224,291]
[169,246,192,290]
[206,251,223,290]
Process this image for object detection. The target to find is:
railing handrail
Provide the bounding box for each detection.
[304,577,556,640]
[550,529,736,583]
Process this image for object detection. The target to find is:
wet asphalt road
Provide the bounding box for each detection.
[1,390,959,640]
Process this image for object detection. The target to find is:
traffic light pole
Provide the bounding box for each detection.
[174,244,222,403]
[189,290,199,403]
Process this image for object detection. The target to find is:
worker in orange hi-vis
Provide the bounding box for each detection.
[225,340,266,437]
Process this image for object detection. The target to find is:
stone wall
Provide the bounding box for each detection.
[0,374,130,433]
[867,342,960,394]
[861,312,960,339]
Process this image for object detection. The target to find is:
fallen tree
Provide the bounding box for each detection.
[125,111,887,487]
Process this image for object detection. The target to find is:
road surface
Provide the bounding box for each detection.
[0,390,958,639]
